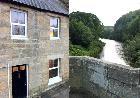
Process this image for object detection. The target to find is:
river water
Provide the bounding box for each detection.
[100,38,129,66]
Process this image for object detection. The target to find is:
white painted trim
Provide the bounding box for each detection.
[50,37,60,40]
[7,64,10,98]
[26,65,29,98]
[58,58,60,78]
[10,9,28,40]
[48,76,62,85]
[11,36,28,40]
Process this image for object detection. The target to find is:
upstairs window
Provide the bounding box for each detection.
[50,17,60,40]
[10,9,27,39]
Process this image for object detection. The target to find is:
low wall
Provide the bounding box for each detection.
[69,56,140,98]
[31,81,69,98]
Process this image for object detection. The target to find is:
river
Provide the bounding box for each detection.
[100,38,129,66]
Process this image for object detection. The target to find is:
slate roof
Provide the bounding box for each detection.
[3,0,69,16]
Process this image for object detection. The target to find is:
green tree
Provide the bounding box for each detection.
[113,9,140,42]
[69,11,104,58]
[101,26,114,39]
[70,12,104,39]
[70,20,93,48]
[124,34,140,68]
[112,9,140,67]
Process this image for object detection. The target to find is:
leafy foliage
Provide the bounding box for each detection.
[113,9,140,42]
[69,44,89,56]
[70,20,93,48]
[69,11,104,58]
[88,40,105,57]
[101,26,114,39]
[70,12,103,38]
[59,0,69,8]
[123,34,140,68]
[112,9,140,67]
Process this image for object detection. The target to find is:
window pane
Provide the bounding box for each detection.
[12,25,20,35]
[49,60,54,68]
[12,67,18,72]
[19,26,25,35]
[53,29,58,37]
[54,59,58,67]
[18,12,25,24]
[52,68,58,77]
[50,18,58,28]
[50,28,53,37]
[49,70,53,78]
[11,11,18,23]
[49,69,58,78]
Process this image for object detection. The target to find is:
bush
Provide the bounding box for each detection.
[69,41,105,58]
[123,34,140,67]
[88,41,105,57]
[69,44,89,56]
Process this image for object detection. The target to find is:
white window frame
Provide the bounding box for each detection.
[50,17,60,40]
[48,58,62,85]
[10,9,27,40]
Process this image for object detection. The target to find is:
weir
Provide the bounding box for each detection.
[69,56,140,98]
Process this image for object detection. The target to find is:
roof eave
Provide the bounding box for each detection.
[0,0,69,17]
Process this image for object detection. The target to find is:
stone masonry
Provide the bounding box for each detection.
[70,56,140,98]
[0,1,69,98]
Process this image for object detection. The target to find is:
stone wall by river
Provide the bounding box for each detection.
[69,56,140,98]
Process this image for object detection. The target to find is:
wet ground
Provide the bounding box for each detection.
[70,93,88,98]
[69,89,98,98]
[70,93,98,98]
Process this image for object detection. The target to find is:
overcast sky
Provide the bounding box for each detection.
[69,0,140,26]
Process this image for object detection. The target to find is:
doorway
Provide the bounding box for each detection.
[12,64,27,98]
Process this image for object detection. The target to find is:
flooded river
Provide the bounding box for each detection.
[100,38,129,66]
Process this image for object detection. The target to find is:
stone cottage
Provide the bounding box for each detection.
[0,0,69,98]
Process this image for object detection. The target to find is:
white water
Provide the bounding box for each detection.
[100,38,129,66]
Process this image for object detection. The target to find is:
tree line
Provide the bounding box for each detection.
[69,11,104,58]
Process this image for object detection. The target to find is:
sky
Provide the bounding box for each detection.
[69,0,140,26]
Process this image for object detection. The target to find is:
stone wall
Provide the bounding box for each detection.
[32,82,69,98]
[0,1,69,98]
[69,56,140,98]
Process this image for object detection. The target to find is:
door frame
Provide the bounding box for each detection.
[10,64,29,98]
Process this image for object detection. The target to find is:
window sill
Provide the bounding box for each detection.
[50,37,60,40]
[48,76,62,85]
[11,36,28,40]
